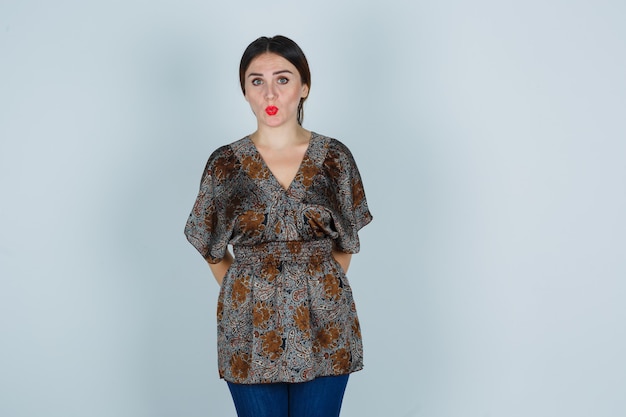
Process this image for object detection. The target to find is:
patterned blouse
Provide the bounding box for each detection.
[184,132,372,384]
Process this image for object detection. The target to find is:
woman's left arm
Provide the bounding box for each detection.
[331,250,352,274]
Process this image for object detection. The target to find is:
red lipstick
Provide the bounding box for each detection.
[265,106,278,116]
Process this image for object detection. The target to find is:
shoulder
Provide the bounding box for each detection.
[313,133,358,168]
[312,133,362,183]
[204,145,234,171]
[202,138,246,182]
[205,136,250,162]
[206,144,232,163]
[310,132,356,160]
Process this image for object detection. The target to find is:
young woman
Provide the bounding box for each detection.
[185,35,372,417]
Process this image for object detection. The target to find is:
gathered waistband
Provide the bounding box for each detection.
[233,239,333,265]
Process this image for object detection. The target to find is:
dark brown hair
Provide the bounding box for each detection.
[239,35,311,125]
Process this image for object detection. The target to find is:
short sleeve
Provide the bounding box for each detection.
[324,139,373,253]
[184,147,233,263]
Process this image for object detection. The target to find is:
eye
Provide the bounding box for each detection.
[251,78,263,86]
[277,77,289,85]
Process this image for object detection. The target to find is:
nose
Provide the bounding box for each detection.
[265,84,277,101]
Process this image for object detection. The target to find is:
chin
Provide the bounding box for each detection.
[263,117,284,127]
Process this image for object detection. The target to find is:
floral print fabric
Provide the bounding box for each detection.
[184,132,372,383]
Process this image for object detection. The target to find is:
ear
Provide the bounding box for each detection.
[301,84,309,99]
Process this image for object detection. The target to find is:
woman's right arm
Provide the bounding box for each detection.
[207,250,234,286]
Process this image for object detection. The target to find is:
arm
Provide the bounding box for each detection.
[331,249,352,274]
[207,250,234,286]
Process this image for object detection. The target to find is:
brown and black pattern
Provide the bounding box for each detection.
[185,132,372,384]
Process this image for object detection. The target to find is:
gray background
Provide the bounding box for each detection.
[1,0,625,416]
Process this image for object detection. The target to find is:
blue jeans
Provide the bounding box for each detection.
[226,375,350,417]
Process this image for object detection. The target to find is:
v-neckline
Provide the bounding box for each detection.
[247,132,315,192]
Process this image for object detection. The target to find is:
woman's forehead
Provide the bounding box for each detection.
[246,53,298,75]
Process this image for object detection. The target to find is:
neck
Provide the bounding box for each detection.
[251,122,310,149]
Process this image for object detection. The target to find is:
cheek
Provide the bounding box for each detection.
[286,89,304,103]
[245,93,263,108]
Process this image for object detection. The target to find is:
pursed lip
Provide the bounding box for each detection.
[265,106,278,116]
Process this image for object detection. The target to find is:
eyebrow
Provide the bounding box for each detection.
[247,70,294,77]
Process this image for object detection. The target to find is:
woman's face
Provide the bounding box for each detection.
[244,53,309,128]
